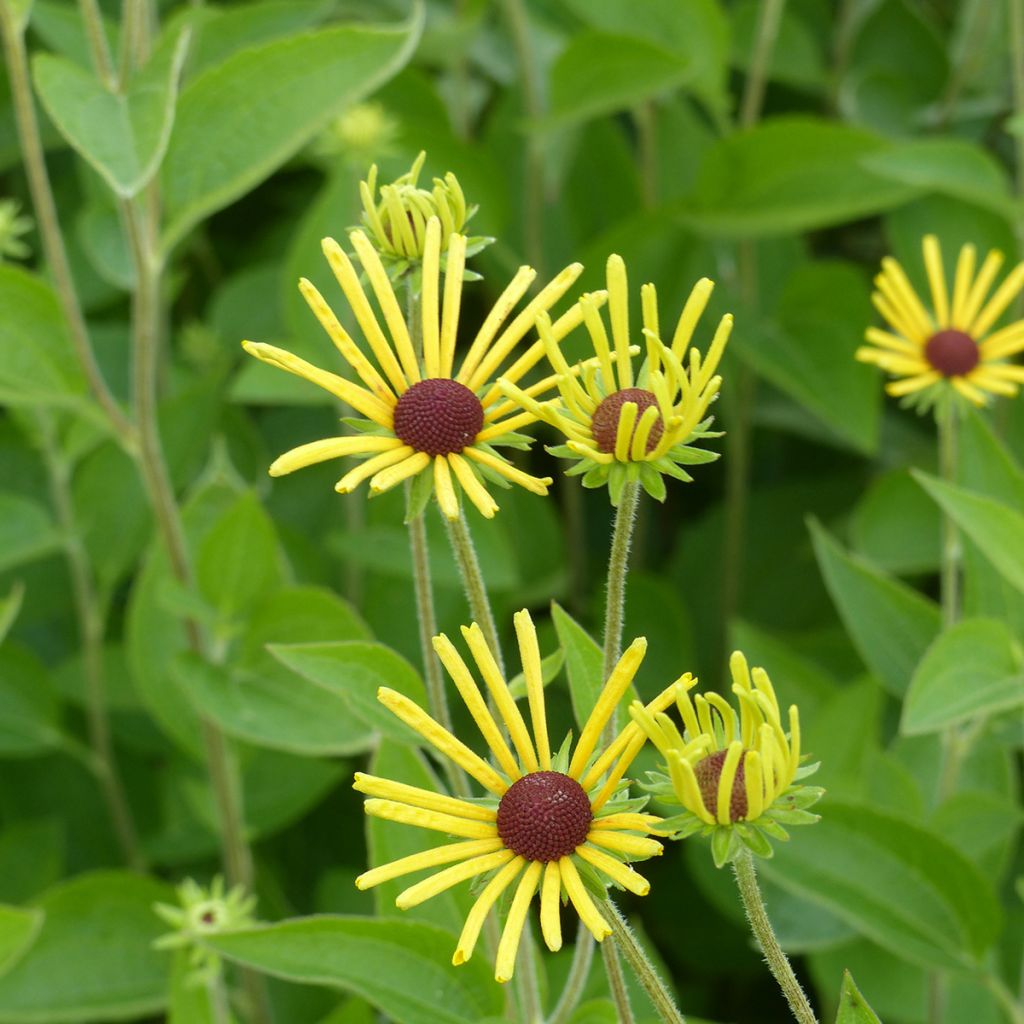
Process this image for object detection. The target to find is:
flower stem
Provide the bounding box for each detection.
[605,900,685,1024]
[602,938,637,1024]
[984,969,1024,1024]
[1010,0,1024,198]
[77,0,116,88]
[601,481,641,734]
[445,513,504,671]
[739,0,786,130]
[549,921,596,1024]
[937,401,960,629]
[732,850,818,1024]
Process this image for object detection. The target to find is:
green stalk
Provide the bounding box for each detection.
[0,3,134,442]
[602,937,637,1024]
[1010,0,1024,199]
[938,402,960,629]
[77,0,116,88]
[605,901,685,1024]
[549,922,596,1024]
[732,851,818,1024]
[445,512,504,671]
[738,0,786,129]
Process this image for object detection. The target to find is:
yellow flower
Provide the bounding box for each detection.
[243,216,589,520]
[499,254,732,504]
[630,652,821,867]
[856,234,1024,408]
[354,609,684,983]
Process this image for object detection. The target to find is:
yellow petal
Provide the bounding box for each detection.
[270,435,402,476]
[336,446,415,494]
[464,446,551,495]
[353,773,496,821]
[589,812,661,832]
[370,451,431,494]
[452,857,525,966]
[421,217,443,378]
[671,278,714,358]
[613,401,638,462]
[884,370,940,397]
[586,830,663,860]
[959,248,1005,330]
[743,749,764,821]
[540,861,563,952]
[606,254,633,389]
[356,837,504,890]
[513,609,551,770]
[559,856,611,941]
[440,234,467,377]
[363,799,497,839]
[448,453,499,519]
[396,848,515,909]
[970,261,1024,339]
[494,860,543,983]
[922,235,949,327]
[433,456,460,521]
[950,243,977,330]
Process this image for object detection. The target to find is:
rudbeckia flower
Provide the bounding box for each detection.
[353,609,683,982]
[243,216,589,520]
[856,234,1024,408]
[630,652,821,868]
[498,254,732,504]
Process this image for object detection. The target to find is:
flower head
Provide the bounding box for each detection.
[312,102,399,167]
[354,609,683,982]
[856,235,1024,409]
[243,216,591,520]
[0,199,32,261]
[358,152,491,278]
[499,254,732,504]
[631,652,821,867]
[153,877,257,984]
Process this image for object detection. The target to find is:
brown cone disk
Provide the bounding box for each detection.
[393,378,484,456]
[694,749,748,822]
[591,388,664,455]
[497,771,593,862]
[923,329,980,377]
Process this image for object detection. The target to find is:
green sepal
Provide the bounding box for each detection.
[507,648,565,699]
[594,794,651,817]
[404,466,436,523]
[757,817,791,842]
[769,807,821,826]
[653,812,705,838]
[794,762,822,781]
[546,444,578,460]
[658,458,694,483]
[341,416,389,434]
[577,858,611,900]
[550,731,574,774]
[638,461,667,502]
[669,444,721,466]
[778,784,825,810]
[607,463,628,505]
[736,824,774,859]
[581,464,611,489]
[710,826,742,868]
[564,460,592,478]
[485,430,535,451]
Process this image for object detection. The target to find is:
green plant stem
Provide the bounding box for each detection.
[739,0,785,130]
[1010,0,1024,198]
[634,101,658,207]
[605,900,685,1024]
[602,937,637,1024]
[0,4,134,442]
[549,921,596,1024]
[985,970,1024,1024]
[445,512,504,671]
[38,419,145,871]
[207,973,233,1024]
[937,404,960,628]
[78,0,116,88]
[732,851,818,1024]
[515,920,543,1024]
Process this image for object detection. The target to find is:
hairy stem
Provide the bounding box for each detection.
[549,921,596,1024]
[606,900,685,1024]
[445,513,504,672]
[0,4,133,440]
[739,0,786,129]
[602,938,637,1024]
[938,402,960,628]
[732,851,818,1024]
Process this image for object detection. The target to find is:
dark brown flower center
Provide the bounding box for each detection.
[393,378,484,456]
[694,749,747,822]
[591,388,664,455]
[924,329,979,377]
[497,771,592,862]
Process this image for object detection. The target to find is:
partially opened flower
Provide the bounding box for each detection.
[631,652,821,868]
[856,234,1024,409]
[498,254,732,504]
[243,216,590,520]
[353,609,684,982]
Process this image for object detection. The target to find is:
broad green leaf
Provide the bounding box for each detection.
[913,472,1024,596]
[196,492,283,622]
[0,645,62,757]
[849,470,940,575]
[205,917,503,1024]
[32,27,190,197]
[543,31,691,132]
[761,800,1001,970]
[902,619,1024,735]
[0,907,41,979]
[835,971,883,1023]
[161,9,422,249]
[0,871,173,1022]
[681,117,919,237]
[862,138,1015,219]
[0,495,61,573]
[168,950,231,1024]
[267,641,426,746]
[736,262,879,452]
[172,652,378,756]
[731,1,825,91]
[931,791,1023,877]
[551,601,603,730]
[809,520,941,696]
[0,584,24,646]
[0,821,63,904]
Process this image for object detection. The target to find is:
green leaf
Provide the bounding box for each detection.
[196,492,283,623]
[849,470,940,575]
[550,601,603,730]
[809,520,941,696]
[543,31,691,132]
[913,472,1024,597]
[172,652,378,757]
[205,917,503,1024]
[168,950,233,1024]
[681,117,919,237]
[32,27,190,197]
[902,619,1024,736]
[0,871,173,1022]
[761,800,1001,971]
[0,645,62,757]
[0,584,24,646]
[0,494,61,573]
[160,9,422,250]
[0,906,42,979]
[835,971,883,1023]
[267,641,427,746]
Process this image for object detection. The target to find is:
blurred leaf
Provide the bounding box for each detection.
[736,261,880,452]
[809,520,941,696]
[0,906,41,979]
[681,117,918,237]
[902,618,1024,735]
[543,31,691,132]
[28,1,114,65]
[76,201,134,290]
[931,791,1022,878]
[32,27,190,197]
[0,821,63,904]
[913,472,1024,596]
[849,470,940,575]
[205,917,504,1024]
[168,950,225,1024]
[0,584,24,646]
[551,601,603,730]
[762,800,1001,970]
[0,645,62,757]
[0,871,172,1022]
[161,9,422,250]
[268,641,427,746]
[731,2,825,91]
[836,970,883,1023]
[0,494,61,573]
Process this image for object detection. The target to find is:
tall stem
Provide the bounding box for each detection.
[732,851,818,1024]
[605,900,686,1024]
[938,403,959,628]
[1010,0,1024,199]
[78,0,116,87]
[0,4,134,441]
[549,921,596,1024]
[739,0,785,129]
[445,513,504,671]
[38,420,144,870]
[602,939,637,1024]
